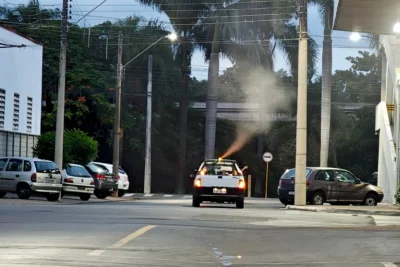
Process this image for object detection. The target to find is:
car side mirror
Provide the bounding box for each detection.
[355,178,361,184]
[190,169,197,179]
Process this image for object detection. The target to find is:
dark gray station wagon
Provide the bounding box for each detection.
[277,167,384,206]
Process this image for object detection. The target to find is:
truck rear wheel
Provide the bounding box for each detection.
[192,197,201,207]
[236,198,244,209]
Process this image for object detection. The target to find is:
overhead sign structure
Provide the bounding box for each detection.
[262,152,273,163]
[262,152,273,199]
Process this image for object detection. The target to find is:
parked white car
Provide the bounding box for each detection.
[90,162,129,197]
[0,157,62,201]
[62,163,95,201]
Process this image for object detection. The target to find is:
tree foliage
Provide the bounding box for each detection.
[395,186,400,205]
[333,51,381,103]
[33,130,98,166]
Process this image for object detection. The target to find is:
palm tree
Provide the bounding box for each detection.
[309,0,334,167]
[198,0,318,159]
[137,0,209,193]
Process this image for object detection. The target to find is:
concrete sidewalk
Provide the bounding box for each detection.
[287,204,400,216]
[0,194,135,205]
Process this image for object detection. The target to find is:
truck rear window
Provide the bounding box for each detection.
[200,162,240,176]
[34,161,60,174]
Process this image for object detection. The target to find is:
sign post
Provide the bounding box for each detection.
[262,152,273,198]
[248,175,252,198]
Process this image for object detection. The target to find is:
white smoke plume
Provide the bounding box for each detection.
[221,62,295,159]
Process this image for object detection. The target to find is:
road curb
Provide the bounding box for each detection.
[286,205,400,216]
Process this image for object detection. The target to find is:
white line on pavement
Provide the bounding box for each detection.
[183,195,192,199]
[87,225,157,256]
[87,250,105,256]
[123,193,134,197]
[144,194,154,197]
[108,225,157,249]
[164,195,173,197]
[381,263,398,267]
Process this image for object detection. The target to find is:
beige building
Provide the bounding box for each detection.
[335,0,400,204]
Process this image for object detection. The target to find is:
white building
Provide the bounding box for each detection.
[0,26,43,157]
[334,0,400,204]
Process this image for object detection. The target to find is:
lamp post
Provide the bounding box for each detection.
[112,33,178,196]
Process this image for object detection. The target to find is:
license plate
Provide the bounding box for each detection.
[289,191,295,195]
[86,188,93,191]
[67,186,77,190]
[46,179,55,183]
[213,188,227,194]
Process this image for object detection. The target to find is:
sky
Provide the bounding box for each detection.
[5,0,373,80]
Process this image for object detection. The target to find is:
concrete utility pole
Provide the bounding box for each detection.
[112,31,123,197]
[144,55,153,194]
[54,0,68,170]
[294,0,308,206]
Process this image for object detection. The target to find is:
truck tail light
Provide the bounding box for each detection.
[194,178,202,188]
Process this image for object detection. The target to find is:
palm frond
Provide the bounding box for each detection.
[274,23,318,78]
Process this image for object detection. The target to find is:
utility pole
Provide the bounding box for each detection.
[144,55,153,194]
[112,31,123,197]
[54,0,68,170]
[294,0,308,206]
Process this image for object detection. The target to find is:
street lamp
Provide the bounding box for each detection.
[349,32,362,42]
[123,33,178,68]
[112,32,178,196]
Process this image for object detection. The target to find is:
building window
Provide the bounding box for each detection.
[0,89,4,129]
[27,97,32,133]
[13,93,19,131]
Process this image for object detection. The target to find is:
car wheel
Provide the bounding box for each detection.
[311,191,325,205]
[95,190,108,199]
[192,197,201,207]
[236,198,244,209]
[46,193,59,202]
[80,194,91,201]
[118,191,125,197]
[17,183,31,200]
[0,191,6,198]
[364,194,377,206]
[279,197,289,206]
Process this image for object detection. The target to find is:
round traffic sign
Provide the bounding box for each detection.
[262,152,273,163]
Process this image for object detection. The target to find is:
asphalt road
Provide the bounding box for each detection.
[0,198,399,267]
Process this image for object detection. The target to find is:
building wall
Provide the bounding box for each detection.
[0,27,43,136]
[376,35,400,203]
[0,131,37,158]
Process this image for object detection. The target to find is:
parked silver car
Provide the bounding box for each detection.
[61,163,94,201]
[0,157,62,201]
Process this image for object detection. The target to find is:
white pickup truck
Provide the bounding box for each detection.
[192,159,246,209]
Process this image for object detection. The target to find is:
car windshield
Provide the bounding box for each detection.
[118,167,126,174]
[66,165,91,178]
[282,168,312,179]
[87,163,110,174]
[34,161,60,174]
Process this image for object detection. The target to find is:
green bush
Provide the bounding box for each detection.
[395,185,400,205]
[33,129,98,166]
